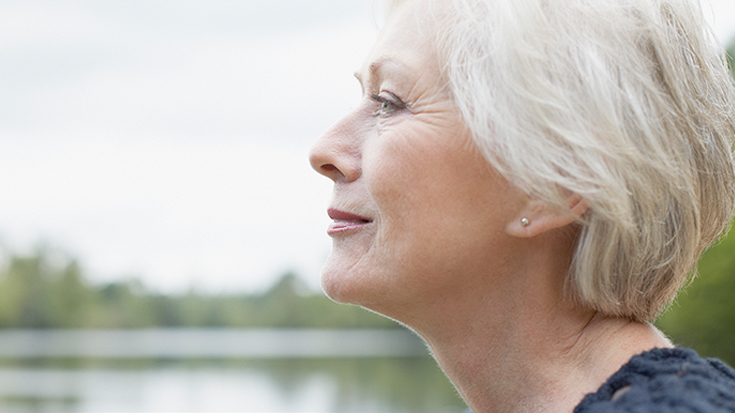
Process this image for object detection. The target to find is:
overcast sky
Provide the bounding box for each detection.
[1,0,734,294]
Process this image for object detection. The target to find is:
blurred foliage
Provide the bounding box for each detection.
[656,223,735,367]
[0,247,397,330]
[5,229,734,366]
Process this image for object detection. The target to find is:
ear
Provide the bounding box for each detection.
[506,193,588,238]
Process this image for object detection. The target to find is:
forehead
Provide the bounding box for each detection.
[357,0,441,85]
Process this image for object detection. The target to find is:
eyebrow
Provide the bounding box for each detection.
[354,57,406,88]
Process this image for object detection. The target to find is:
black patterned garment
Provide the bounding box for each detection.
[575,348,735,413]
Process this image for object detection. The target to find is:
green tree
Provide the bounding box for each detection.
[0,250,88,328]
[47,260,95,328]
[92,280,156,328]
[656,226,735,366]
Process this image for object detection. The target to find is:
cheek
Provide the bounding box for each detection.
[365,127,516,262]
[363,136,456,261]
[363,138,427,246]
[365,123,478,225]
[363,127,429,204]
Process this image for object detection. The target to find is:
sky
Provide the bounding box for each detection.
[1,0,735,295]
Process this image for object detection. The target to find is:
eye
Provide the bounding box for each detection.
[371,92,406,117]
[379,100,392,113]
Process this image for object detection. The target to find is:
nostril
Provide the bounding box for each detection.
[311,160,347,183]
[321,164,339,173]
[318,163,350,183]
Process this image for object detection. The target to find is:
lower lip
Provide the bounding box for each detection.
[327,220,371,236]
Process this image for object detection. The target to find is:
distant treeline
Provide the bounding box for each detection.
[0,250,397,330]
[0,227,733,365]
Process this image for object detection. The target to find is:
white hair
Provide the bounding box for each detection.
[389,0,735,320]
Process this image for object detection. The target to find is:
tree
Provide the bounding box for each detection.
[656,225,735,366]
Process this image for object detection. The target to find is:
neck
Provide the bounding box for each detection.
[421,307,670,413]
[406,276,674,413]
[400,233,672,413]
[382,229,671,413]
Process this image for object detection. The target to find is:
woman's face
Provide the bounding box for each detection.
[309,0,526,316]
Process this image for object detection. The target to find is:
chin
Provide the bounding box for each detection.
[319,257,385,309]
[320,234,376,304]
[319,255,361,304]
[321,263,413,327]
[319,269,350,304]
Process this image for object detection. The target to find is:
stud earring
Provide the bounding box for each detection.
[521,218,530,227]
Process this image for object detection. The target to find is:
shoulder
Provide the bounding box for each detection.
[574,348,735,413]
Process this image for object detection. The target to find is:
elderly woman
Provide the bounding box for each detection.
[309,0,735,411]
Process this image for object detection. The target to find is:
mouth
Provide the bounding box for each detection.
[327,208,373,236]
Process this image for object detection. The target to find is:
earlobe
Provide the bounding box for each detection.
[506,195,589,238]
[568,194,589,217]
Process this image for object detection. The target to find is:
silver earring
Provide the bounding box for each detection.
[521,218,530,227]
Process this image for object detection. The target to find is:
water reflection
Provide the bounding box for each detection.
[0,330,467,413]
[0,329,427,358]
[0,359,466,412]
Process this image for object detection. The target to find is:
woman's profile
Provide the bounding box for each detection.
[309,0,735,411]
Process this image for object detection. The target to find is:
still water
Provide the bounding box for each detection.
[0,330,467,413]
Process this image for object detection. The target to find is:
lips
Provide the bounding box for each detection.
[327,208,372,236]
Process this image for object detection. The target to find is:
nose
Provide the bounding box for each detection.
[309,113,362,183]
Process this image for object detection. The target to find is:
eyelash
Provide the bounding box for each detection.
[370,93,406,117]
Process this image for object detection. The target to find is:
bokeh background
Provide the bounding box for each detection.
[0,0,734,412]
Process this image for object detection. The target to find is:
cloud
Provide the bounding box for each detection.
[0,1,376,293]
[703,0,735,45]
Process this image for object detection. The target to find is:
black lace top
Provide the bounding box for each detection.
[575,348,735,413]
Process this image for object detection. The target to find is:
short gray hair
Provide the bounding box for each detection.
[390,0,735,321]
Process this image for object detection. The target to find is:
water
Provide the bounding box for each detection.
[0,329,428,358]
[0,330,467,413]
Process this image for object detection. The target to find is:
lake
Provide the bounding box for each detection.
[0,329,467,413]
